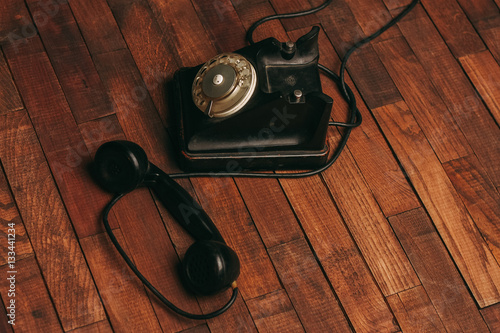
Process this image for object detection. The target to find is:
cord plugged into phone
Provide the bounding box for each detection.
[91,0,420,320]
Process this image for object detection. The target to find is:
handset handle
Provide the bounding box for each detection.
[146,164,225,243]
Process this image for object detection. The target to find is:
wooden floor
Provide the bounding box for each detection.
[0,0,499,332]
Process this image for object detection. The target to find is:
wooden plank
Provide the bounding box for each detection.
[0,297,14,333]
[320,128,420,296]
[269,0,320,31]
[80,232,163,332]
[344,0,403,42]
[106,0,180,127]
[146,0,217,67]
[268,238,352,333]
[0,110,106,330]
[0,50,22,114]
[92,49,176,172]
[178,324,211,333]
[374,101,500,308]
[0,257,63,332]
[232,1,289,42]
[373,36,473,162]
[388,208,490,331]
[443,155,500,264]
[67,320,113,333]
[192,0,247,52]
[387,286,446,333]
[26,0,113,124]
[459,50,500,125]
[68,0,127,55]
[0,166,33,265]
[2,34,114,238]
[234,177,303,248]
[419,0,487,57]
[289,27,420,217]
[481,302,500,332]
[279,175,398,332]
[246,289,304,333]
[310,0,402,109]
[391,5,500,185]
[189,177,282,299]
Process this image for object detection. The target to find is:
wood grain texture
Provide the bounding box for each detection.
[443,155,500,264]
[0,50,22,114]
[310,0,403,109]
[280,175,398,332]
[387,286,446,333]
[391,5,500,185]
[68,0,127,55]
[80,232,163,332]
[246,289,304,333]
[289,27,420,217]
[0,111,106,330]
[419,0,487,57]
[320,128,420,296]
[26,0,113,124]
[66,320,113,333]
[459,50,500,125]
[373,36,473,163]
[482,302,500,332]
[0,167,33,265]
[269,0,320,31]
[268,238,353,333]
[0,298,14,333]
[389,208,490,331]
[106,0,180,127]
[0,257,63,332]
[146,0,218,67]
[374,101,500,308]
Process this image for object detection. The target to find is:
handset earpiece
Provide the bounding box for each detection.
[93,140,240,299]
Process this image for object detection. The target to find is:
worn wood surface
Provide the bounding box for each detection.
[0,0,498,331]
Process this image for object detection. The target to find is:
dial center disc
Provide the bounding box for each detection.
[202,64,236,99]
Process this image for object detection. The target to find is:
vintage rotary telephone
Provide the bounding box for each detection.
[92,0,419,320]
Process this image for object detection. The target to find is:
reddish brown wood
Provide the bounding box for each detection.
[387,286,446,333]
[178,324,211,333]
[146,0,218,67]
[0,167,33,265]
[246,289,304,333]
[289,27,420,217]
[389,208,490,331]
[374,101,500,308]
[459,50,500,126]
[0,111,106,330]
[106,0,180,127]
[0,257,63,332]
[443,155,500,264]
[482,302,500,332]
[268,238,353,332]
[320,128,420,296]
[232,1,289,42]
[80,232,163,332]
[189,177,281,299]
[391,5,500,185]
[279,175,398,332]
[0,51,22,114]
[68,320,113,333]
[0,298,14,333]
[192,0,247,52]
[68,0,127,55]
[373,36,473,162]
[26,0,113,124]
[269,0,320,31]
[310,0,403,108]
[419,0,487,57]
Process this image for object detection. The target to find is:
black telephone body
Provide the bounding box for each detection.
[171,27,333,171]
